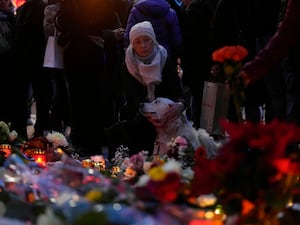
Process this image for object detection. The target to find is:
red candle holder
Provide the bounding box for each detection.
[0,144,12,158]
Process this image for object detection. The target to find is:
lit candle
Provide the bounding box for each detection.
[82,159,93,168]
[32,149,46,166]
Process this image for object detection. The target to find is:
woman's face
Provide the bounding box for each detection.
[132,35,154,57]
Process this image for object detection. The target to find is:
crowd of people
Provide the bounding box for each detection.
[0,0,299,157]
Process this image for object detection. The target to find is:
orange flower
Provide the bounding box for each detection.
[212,46,248,64]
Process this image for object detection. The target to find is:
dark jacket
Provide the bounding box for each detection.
[252,0,281,39]
[124,0,182,61]
[0,9,15,58]
[181,0,213,95]
[13,0,46,69]
[211,0,257,60]
[243,0,300,82]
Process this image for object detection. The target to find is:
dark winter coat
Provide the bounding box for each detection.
[181,0,213,96]
[13,0,46,69]
[211,0,257,59]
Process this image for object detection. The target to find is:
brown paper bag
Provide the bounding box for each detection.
[200,81,230,135]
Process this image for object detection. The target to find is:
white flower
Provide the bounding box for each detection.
[46,131,68,147]
[9,130,18,142]
[196,194,217,208]
[0,121,9,134]
[182,167,194,181]
[163,159,181,174]
[135,174,150,187]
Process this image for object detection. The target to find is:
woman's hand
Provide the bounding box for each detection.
[237,70,251,87]
[163,101,185,121]
[146,101,185,128]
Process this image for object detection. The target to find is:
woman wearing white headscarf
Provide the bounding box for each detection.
[108,21,186,156]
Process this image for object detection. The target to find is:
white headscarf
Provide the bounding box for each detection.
[125,21,168,87]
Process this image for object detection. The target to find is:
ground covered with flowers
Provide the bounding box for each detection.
[0,119,300,225]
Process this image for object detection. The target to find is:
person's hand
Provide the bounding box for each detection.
[146,101,185,127]
[237,70,251,87]
[114,27,125,41]
[162,101,185,121]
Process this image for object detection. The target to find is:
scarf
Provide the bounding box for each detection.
[125,44,168,86]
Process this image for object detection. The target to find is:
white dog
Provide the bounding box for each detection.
[139,97,223,158]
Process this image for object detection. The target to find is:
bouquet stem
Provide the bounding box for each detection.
[233,95,243,124]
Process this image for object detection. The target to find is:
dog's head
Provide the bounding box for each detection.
[139,97,176,127]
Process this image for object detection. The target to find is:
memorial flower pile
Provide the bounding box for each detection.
[0,119,299,224]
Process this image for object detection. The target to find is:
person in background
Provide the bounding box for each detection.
[210,0,266,124]
[56,0,121,156]
[0,0,15,126]
[113,0,135,28]
[43,0,70,136]
[100,0,129,127]
[238,0,300,126]
[251,0,281,123]
[180,0,214,129]
[11,0,52,138]
[43,0,70,135]
[0,0,15,57]
[108,21,186,157]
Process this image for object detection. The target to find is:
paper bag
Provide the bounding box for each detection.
[200,81,230,135]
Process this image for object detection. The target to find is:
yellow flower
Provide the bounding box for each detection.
[85,190,103,202]
[148,166,167,181]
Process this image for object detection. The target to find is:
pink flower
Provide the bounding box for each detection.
[174,136,188,146]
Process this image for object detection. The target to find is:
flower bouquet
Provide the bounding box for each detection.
[212,45,249,123]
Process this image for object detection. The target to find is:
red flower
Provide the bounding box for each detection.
[191,119,300,201]
[220,119,300,159]
[194,146,207,163]
[190,162,221,196]
[272,158,300,175]
[190,148,221,196]
[139,172,182,203]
